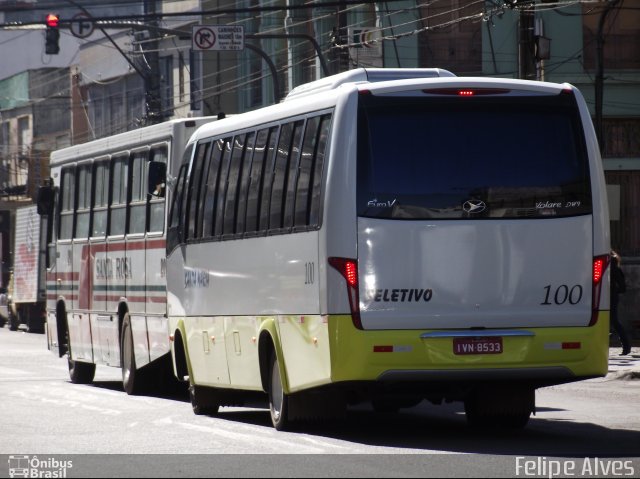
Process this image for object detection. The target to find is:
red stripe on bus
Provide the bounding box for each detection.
[83,239,166,253]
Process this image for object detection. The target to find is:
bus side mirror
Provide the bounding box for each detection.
[37,185,54,216]
[148,161,167,198]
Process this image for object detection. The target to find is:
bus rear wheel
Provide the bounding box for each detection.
[65,320,95,384]
[121,313,149,395]
[189,385,220,415]
[68,357,96,384]
[269,354,291,431]
[464,387,534,429]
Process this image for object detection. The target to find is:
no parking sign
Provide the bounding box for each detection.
[192,25,244,51]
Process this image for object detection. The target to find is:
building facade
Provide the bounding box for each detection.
[0,0,638,336]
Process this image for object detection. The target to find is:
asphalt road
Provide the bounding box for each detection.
[0,327,639,477]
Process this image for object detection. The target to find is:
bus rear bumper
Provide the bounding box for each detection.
[329,313,610,388]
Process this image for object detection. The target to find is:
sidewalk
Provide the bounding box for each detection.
[606,347,640,380]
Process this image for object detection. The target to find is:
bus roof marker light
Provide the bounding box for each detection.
[423,88,510,96]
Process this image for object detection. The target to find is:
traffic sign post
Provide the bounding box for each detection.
[192,25,244,51]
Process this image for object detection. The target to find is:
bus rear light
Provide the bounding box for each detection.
[423,88,510,96]
[593,257,606,284]
[590,254,610,326]
[373,345,393,353]
[329,257,363,330]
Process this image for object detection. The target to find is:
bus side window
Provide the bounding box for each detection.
[59,166,75,240]
[75,163,92,239]
[201,139,224,238]
[308,114,332,227]
[258,127,278,233]
[213,138,232,238]
[110,154,129,237]
[223,133,247,236]
[235,131,256,236]
[148,145,168,234]
[187,141,210,240]
[92,160,110,237]
[269,123,295,230]
[244,128,270,235]
[129,151,147,235]
[167,162,188,252]
[294,116,321,228]
[282,121,304,230]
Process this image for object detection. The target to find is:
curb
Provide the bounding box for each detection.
[608,369,640,380]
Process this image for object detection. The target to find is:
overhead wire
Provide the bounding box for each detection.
[0,0,636,142]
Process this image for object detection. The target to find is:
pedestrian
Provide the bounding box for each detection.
[610,250,632,356]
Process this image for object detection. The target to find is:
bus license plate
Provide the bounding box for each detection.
[453,337,503,355]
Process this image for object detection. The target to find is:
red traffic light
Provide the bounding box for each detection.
[46,13,59,28]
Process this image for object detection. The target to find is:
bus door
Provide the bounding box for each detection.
[67,164,93,362]
[146,145,169,363]
[107,154,130,364]
[126,150,151,368]
[91,159,115,365]
[38,181,62,355]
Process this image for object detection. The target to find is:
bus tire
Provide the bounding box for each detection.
[464,387,533,429]
[121,313,148,396]
[268,353,291,431]
[189,385,220,415]
[64,315,95,384]
[68,357,96,384]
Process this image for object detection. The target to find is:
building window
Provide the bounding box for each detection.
[190,50,202,111]
[603,118,640,158]
[606,170,640,257]
[160,55,174,117]
[418,0,482,73]
[582,0,640,70]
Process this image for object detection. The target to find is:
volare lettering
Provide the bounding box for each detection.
[369,288,433,302]
[536,201,562,209]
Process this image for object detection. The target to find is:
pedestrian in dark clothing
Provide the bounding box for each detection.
[610,251,632,356]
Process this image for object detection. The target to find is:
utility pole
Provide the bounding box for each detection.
[144,0,163,125]
[329,0,350,74]
[518,7,536,80]
[595,0,621,154]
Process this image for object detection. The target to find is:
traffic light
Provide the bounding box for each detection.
[45,13,60,55]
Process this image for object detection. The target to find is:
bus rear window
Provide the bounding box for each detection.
[357,93,592,220]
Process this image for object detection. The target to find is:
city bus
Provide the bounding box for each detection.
[166,68,610,430]
[37,117,214,394]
